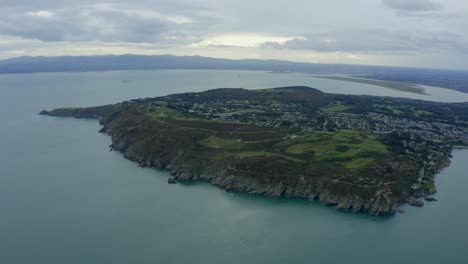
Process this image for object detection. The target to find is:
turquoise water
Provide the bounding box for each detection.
[1,70,468,264]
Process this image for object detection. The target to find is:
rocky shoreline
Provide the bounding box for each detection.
[113,140,401,216]
[98,115,412,216]
[121,135,449,214]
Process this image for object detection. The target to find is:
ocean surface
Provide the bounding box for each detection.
[1,70,468,264]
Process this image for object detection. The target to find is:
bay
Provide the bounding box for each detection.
[1,70,467,264]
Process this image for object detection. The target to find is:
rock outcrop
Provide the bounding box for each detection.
[407,197,424,207]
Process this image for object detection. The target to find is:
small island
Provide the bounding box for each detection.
[40,86,468,216]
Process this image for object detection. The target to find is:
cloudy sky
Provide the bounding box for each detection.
[1,0,467,70]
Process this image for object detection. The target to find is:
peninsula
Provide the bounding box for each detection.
[316,76,427,95]
[40,87,468,215]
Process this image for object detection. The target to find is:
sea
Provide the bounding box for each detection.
[1,70,468,264]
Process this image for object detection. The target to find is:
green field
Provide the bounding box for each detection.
[234,151,303,162]
[280,130,389,168]
[324,102,352,112]
[198,129,386,168]
[342,157,376,169]
[199,136,246,149]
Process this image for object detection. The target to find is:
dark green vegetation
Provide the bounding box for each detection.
[40,86,468,216]
[317,76,427,94]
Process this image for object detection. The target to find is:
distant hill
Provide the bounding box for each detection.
[0,54,467,93]
[0,54,396,73]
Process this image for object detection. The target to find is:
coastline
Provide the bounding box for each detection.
[314,75,428,95]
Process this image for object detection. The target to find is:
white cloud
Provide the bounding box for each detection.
[197,34,299,48]
[26,10,54,17]
[167,16,196,24]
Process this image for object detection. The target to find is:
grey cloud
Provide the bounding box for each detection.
[263,30,468,54]
[0,1,216,43]
[0,10,161,42]
[382,0,443,12]
[0,0,467,70]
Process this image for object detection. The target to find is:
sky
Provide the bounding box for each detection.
[0,0,467,70]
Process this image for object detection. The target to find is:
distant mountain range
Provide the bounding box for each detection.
[1,54,467,93]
